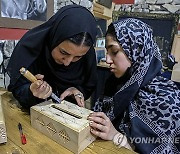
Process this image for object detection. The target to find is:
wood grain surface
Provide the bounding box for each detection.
[0,90,135,154]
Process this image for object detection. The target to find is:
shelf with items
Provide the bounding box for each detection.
[92,0,115,24]
[95,47,109,68]
[92,1,114,68]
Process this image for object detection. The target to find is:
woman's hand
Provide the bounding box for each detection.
[30,74,52,99]
[87,112,119,140]
[60,87,84,107]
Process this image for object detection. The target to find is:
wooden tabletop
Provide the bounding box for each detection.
[0,91,135,154]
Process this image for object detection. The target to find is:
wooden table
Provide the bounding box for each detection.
[0,91,135,154]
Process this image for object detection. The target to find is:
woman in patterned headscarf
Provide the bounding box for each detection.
[88,18,180,153]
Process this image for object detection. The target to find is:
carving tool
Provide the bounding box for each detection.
[18,123,27,145]
[20,67,61,104]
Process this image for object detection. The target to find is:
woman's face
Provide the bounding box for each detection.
[106,35,131,78]
[51,40,90,66]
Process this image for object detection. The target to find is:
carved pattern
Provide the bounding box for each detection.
[58,129,70,142]
[86,136,95,142]
[36,117,45,126]
[46,123,57,136]
[0,127,6,139]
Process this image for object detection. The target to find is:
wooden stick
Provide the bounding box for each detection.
[20,67,37,83]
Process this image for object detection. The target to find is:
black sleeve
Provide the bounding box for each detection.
[8,82,43,109]
[8,65,44,109]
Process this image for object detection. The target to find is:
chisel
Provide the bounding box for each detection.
[20,67,61,103]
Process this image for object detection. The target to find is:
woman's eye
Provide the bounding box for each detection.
[60,50,68,55]
[112,51,118,56]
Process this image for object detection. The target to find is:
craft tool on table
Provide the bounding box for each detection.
[18,123,27,145]
[20,67,61,104]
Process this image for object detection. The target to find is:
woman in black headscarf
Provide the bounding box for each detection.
[88,18,180,153]
[7,5,97,109]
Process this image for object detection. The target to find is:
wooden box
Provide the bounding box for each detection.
[171,63,180,82]
[171,34,180,63]
[0,94,7,144]
[30,100,95,154]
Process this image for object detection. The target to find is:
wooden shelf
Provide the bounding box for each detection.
[92,1,114,21]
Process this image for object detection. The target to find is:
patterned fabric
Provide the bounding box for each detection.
[93,18,180,154]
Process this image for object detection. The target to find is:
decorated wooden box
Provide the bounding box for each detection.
[171,63,180,82]
[0,95,7,144]
[30,100,95,154]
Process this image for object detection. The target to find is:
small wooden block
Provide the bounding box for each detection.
[0,94,7,144]
[171,34,180,63]
[92,1,115,20]
[93,6,104,14]
[30,100,95,154]
[171,63,180,82]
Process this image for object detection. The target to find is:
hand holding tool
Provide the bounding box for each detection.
[20,67,61,103]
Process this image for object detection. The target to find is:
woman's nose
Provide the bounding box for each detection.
[63,57,73,66]
[106,54,113,64]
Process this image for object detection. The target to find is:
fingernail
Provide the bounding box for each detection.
[89,121,93,126]
[88,116,92,120]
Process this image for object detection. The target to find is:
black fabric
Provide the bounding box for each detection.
[7,5,97,108]
[104,67,132,97]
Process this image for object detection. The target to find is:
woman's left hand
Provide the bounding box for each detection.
[60,87,84,107]
[88,112,119,140]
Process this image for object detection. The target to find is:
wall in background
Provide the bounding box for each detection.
[1,0,180,88]
[54,0,93,13]
[113,0,134,4]
[0,0,93,40]
[114,0,180,34]
[0,40,18,88]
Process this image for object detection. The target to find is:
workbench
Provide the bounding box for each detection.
[0,90,135,154]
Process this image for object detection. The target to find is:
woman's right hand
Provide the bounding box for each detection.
[87,112,119,141]
[30,74,52,99]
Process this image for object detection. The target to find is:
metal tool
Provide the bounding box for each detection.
[20,67,61,103]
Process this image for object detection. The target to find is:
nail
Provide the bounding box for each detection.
[89,121,93,126]
[90,112,93,115]
[88,116,92,120]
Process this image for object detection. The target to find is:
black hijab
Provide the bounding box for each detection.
[7,5,97,92]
